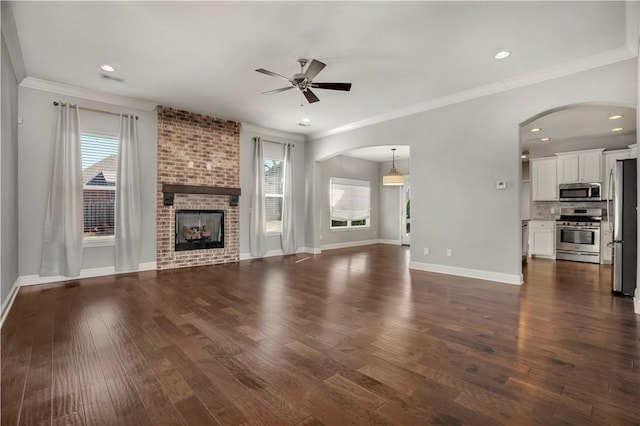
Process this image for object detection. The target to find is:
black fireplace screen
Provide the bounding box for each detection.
[175,209,224,251]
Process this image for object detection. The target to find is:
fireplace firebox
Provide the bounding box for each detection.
[175,210,224,251]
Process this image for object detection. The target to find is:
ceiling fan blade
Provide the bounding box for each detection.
[255,68,292,82]
[261,86,294,95]
[304,59,326,80]
[309,82,352,91]
[303,89,320,103]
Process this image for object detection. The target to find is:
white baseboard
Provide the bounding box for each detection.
[409,261,523,285]
[377,239,402,245]
[301,247,321,255]
[0,278,21,329]
[18,261,157,287]
[240,247,317,261]
[320,239,380,251]
[635,288,639,314]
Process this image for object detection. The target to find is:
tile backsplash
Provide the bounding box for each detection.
[531,201,608,221]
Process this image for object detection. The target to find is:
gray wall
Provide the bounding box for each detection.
[306,59,637,280]
[1,34,19,310]
[379,158,409,241]
[319,155,380,246]
[18,87,157,276]
[239,125,306,255]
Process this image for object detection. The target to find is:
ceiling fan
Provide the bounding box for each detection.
[256,58,352,104]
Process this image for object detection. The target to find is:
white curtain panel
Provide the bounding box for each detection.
[40,103,83,277]
[115,114,142,271]
[250,137,267,257]
[281,144,296,254]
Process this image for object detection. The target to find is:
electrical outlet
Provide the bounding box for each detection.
[424,248,430,256]
[550,207,555,214]
[446,249,452,257]
[206,162,212,171]
[188,161,194,168]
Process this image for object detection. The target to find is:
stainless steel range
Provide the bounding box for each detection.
[556,208,602,264]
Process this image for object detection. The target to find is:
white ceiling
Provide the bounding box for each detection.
[9,1,633,137]
[341,145,410,163]
[521,105,637,149]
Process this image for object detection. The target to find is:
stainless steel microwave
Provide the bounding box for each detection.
[558,182,601,201]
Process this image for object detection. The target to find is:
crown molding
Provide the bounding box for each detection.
[308,46,636,141]
[241,122,305,143]
[1,2,27,82]
[20,77,157,111]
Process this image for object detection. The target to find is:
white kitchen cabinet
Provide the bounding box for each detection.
[602,149,630,200]
[556,149,603,184]
[529,221,555,257]
[531,158,557,201]
[601,220,613,264]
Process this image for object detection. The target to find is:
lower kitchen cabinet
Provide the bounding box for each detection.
[529,220,555,257]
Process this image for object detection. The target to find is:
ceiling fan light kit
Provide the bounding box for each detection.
[383,148,404,186]
[256,58,352,104]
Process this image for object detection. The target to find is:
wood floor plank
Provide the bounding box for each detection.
[2,247,639,425]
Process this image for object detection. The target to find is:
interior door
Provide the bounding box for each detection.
[401,179,411,245]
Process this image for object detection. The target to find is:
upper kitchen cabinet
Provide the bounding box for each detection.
[531,157,557,201]
[555,149,604,184]
[602,149,631,200]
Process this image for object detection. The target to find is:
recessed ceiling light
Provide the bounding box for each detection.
[608,115,624,120]
[540,137,551,142]
[301,118,310,123]
[530,128,542,132]
[611,127,624,132]
[494,50,511,59]
[100,64,116,72]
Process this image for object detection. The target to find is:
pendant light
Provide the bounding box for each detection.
[383,148,404,186]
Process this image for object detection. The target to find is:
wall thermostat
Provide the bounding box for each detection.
[496,180,507,190]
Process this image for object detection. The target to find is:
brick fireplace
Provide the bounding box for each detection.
[156,107,240,269]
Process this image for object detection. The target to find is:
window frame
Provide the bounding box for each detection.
[80,132,119,247]
[329,177,371,231]
[263,155,284,235]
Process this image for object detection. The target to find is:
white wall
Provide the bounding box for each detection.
[319,155,380,247]
[306,59,637,283]
[1,34,20,313]
[17,87,157,276]
[239,124,306,256]
[379,158,409,241]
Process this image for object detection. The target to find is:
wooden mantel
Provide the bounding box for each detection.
[162,183,241,207]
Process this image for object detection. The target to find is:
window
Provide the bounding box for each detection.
[330,178,371,229]
[81,134,119,240]
[264,156,284,233]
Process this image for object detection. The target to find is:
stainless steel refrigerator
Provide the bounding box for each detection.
[611,158,637,296]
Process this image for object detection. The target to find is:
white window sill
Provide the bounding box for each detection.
[83,236,115,248]
[330,226,371,232]
[266,231,282,236]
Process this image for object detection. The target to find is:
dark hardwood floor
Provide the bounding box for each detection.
[2,245,639,425]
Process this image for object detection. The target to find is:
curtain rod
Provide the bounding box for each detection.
[263,138,295,148]
[52,101,138,120]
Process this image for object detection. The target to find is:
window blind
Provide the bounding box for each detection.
[330,177,371,221]
[81,134,119,237]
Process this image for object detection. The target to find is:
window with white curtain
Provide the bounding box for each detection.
[330,177,371,229]
[81,133,119,240]
[264,141,284,233]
